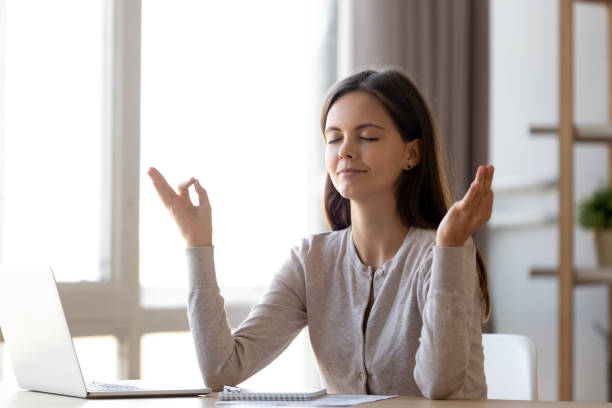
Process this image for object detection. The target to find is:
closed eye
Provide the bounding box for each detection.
[326,136,379,144]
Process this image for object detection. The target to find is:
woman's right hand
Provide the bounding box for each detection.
[147,167,213,247]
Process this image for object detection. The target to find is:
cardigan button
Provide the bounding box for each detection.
[359,372,366,380]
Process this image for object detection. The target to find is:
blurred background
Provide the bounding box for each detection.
[0,0,610,402]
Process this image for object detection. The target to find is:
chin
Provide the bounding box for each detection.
[337,187,362,201]
[334,179,384,201]
[337,184,394,203]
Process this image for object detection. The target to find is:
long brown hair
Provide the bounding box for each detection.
[320,69,490,322]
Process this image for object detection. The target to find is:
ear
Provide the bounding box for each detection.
[403,138,421,170]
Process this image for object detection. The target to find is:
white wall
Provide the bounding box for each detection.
[490,0,609,401]
[0,0,7,378]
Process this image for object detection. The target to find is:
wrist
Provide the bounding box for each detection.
[186,238,212,248]
[435,234,467,247]
[436,241,464,247]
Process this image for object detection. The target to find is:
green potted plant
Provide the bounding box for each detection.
[578,186,612,267]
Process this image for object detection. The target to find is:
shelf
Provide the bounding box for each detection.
[494,175,557,194]
[531,267,612,285]
[489,212,557,230]
[530,124,612,143]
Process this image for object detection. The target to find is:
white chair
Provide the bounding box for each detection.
[482,333,538,400]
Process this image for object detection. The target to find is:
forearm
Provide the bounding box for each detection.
[187,246,241,390]
[186,246,308,391]
[414,241,482,399]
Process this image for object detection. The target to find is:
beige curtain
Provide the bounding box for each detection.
[338,0,489,201]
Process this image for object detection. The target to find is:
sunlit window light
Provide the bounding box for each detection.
[139,0,330,305]
[72,336,118,381]
[1,0,107,282]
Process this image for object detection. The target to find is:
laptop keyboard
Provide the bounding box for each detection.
[86,381,145,392]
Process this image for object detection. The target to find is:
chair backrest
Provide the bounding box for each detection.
[482,333,538,400]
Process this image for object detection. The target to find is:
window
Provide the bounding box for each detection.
[140,0,334,301]
[1,0,107,282]
[73,337,119,381]
[0,0,336,386]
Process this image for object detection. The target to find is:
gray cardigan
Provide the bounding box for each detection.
[186,226,487,399]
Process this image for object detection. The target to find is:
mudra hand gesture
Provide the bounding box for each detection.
[147,167,213,247]
[436,165,494,247]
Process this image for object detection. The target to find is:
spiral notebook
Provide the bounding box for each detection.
[218,386,327,401]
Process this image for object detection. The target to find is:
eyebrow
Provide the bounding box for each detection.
[324,123,386,133]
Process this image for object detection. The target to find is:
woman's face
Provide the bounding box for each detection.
[324,91,419,202]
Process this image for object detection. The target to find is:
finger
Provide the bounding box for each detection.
[194,179,210,207]
[483,165,494,191]
[476,190,494,224]
[178,177,196,200]
[148,167,179,206]
[148,167,174,190]
[474,165,487,186]
[461,181,482,210]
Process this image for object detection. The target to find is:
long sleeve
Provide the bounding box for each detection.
[186,245,308,391]
[413,237,487,399]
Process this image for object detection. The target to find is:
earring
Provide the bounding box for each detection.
[406,165,412,170]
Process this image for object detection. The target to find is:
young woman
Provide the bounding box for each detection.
[148,69,494,399]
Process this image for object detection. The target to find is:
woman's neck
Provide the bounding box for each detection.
[350,195,410,271]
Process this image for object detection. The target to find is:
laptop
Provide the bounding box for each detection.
[0,265,211,398]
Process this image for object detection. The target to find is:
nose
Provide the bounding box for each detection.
[338,138,354,159]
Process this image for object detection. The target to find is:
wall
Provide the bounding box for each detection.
[490,0,609,401]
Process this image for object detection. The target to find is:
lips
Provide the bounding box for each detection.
[338,169,366,175]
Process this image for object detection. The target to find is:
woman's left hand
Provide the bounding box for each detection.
[436,165,494,247]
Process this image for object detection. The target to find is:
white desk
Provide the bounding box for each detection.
[2,384,612,408]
